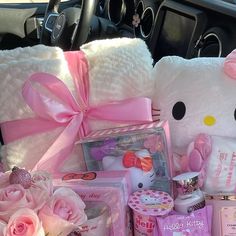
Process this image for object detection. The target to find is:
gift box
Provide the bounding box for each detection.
[79,121,174,194]
[0,38,154,174]
[205,194,236,236]
[53,170,132,236]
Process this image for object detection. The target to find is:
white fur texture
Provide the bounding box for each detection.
[152,56,236,167]
[0,45,76,171]
[81,38,154,131]
[0,38,154,171]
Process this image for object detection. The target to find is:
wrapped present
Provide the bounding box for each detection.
[53,170,132,236]
[80,121,174,194]
[205,194,236,236]
[0,167,131,235]
[0,38,154,173]
[156,206,213,236]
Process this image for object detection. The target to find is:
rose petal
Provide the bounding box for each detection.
[0,185,36,222]
[29,170,53,210]
[39,187,87,236]
[0,220,6,236]
[0,172,10,188]
[39,211,77,236]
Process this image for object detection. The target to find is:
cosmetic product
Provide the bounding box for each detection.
[128,189,174,236]
[205,194,236,236]
[173,172,205,214]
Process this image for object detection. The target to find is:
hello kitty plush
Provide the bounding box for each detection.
[102,149,156,192]
[0,38,154,173]
[152,49,236,173]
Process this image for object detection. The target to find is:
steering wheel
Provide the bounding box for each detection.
[40,0,97,50]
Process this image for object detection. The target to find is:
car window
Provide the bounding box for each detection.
[0,0,69,3]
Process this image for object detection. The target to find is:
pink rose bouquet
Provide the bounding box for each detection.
[0,167,87,236]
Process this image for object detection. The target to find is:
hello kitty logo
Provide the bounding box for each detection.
[102,149,156,192]
[122,151,153,172]
[140,194,161,205]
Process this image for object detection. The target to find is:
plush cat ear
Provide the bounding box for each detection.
[224,49,236,80]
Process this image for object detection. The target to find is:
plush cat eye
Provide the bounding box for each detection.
[172,101,186,120]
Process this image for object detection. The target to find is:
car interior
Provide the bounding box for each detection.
[1,0,236,235]
[0,0,235,144]
[0,0,235,60]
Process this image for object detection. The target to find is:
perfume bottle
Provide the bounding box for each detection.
[173,172,205,214]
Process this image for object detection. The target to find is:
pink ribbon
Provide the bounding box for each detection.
[1,51,153,174]
[224,49,236,80]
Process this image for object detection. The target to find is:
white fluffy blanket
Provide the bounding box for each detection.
[0,38,154,172]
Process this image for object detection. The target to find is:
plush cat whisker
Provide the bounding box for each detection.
[152,108,160,112]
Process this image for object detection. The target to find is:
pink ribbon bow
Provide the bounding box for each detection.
[122,151,153,172]
[1,51,153,174]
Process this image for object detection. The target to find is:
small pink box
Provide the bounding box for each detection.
[128,189,174,236]
[205,194,236,236]
[53,170,132,236]
[79,121,174,195]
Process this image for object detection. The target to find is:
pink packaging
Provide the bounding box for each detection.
[156,206,213,236]
[128,189,174,236]
[79,121,174,195]
[53,170,132,236]
[205,194,236,236]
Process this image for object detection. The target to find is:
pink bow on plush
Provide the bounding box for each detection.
[1,51,153,174]
[122,151,153,172]
[224,49,236,79]
[188,133,212,172]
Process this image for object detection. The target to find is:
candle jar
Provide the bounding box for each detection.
[128,189,174,236]
[173,172,205,214]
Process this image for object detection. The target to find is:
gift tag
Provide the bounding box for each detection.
[221,207,236,236]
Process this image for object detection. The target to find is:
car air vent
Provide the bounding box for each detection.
[140,7,154,38]
[196,27,228,57]
[108,0,126,25]
[197,33,222,57]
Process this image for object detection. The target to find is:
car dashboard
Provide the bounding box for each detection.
[101,0,236,62]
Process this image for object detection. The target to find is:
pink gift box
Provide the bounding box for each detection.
[53,170,132,236]
[79,121,174,195]
[205,194,236,236]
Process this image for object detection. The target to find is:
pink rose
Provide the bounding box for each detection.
[4,208,44,236]
[31,170,53,194]
[0,172,10,188]
[39,187,87,236]
[29,170,53,209]
[0,184,37,222]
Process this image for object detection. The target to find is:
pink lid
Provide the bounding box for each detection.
[128,189,174,216]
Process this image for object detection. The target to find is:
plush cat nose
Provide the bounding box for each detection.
[204,115,216,126]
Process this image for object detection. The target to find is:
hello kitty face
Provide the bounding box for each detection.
[102,149,155,192]
[153,55,236,156]
[140,194,161,205]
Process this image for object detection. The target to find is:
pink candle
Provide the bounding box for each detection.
[128,189,174,236]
